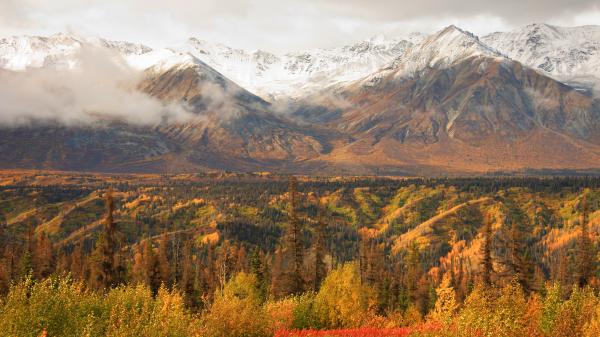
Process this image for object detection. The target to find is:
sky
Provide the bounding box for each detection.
[1,0,600,52]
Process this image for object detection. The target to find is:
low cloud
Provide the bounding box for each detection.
[0,45,194,126]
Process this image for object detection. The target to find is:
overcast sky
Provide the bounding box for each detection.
[1,0,599,52]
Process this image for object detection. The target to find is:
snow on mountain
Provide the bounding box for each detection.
[0,31,424,100]
[0,33,82,70]
[391,26,502,74]
[4,24,600,100]
[0,33,152,71]
[359,25,504,86]
[482,23,600,87]
[176,33,425,99]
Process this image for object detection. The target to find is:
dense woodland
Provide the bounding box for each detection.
[2,173,600,336]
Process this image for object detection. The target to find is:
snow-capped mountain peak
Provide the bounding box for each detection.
[383,25,502,78]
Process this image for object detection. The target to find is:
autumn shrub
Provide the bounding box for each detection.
[542,284,597,337]
[540,282,563,334]
[0,276,199,337]
[266,296,300,331]
[101,285,198,337]
[291,292,323,329]
[456,284,495,336]
[0,276,100,337]
[492,281,528,336]
[523,293,543,336]
[201,272,270,337]
[456,281,528,337]
[401,305,423,326]
[583,298,600,336]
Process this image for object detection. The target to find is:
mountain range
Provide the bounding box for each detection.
[1,23,600,175]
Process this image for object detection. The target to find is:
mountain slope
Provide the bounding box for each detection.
[0,123,182,172]
[295,26,600,174]
[137,52,331,170]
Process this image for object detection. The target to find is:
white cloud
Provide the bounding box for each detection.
[0,0,598,52]
[0,46,193,126]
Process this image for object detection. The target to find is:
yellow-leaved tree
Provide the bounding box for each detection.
[313,262,375,328]
[202,272,269,337]
[428,273,458,328]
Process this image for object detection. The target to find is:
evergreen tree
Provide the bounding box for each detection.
[280,176,304,295]
[406,242,423,301]
[313,206,328,291]
[19,224,34,279]
[18,250,33,279]
[575,193,595,287]
[158,232,171,286]
[480,214,494,286]
[143,239,161,293]
[180,240,196,307]
[249,249,267,302]
[91,187,117,290]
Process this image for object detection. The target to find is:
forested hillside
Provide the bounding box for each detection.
[2,171,600,336]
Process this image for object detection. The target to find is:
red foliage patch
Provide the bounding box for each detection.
[275,323,442,337]
[274,328,412,337]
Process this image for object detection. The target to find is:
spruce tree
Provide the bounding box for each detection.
[19,225,34,279]
[313,206,327,291]
[158,232,171,286]
[91,187,117,290]
[250,249,267,302]
[480,214,494,286]
[143,239,161,293]
[282,176,304,295]
[180,240,195,307]
[576,193,595,287]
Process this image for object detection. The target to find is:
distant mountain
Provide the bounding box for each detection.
[483,23,600,91]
